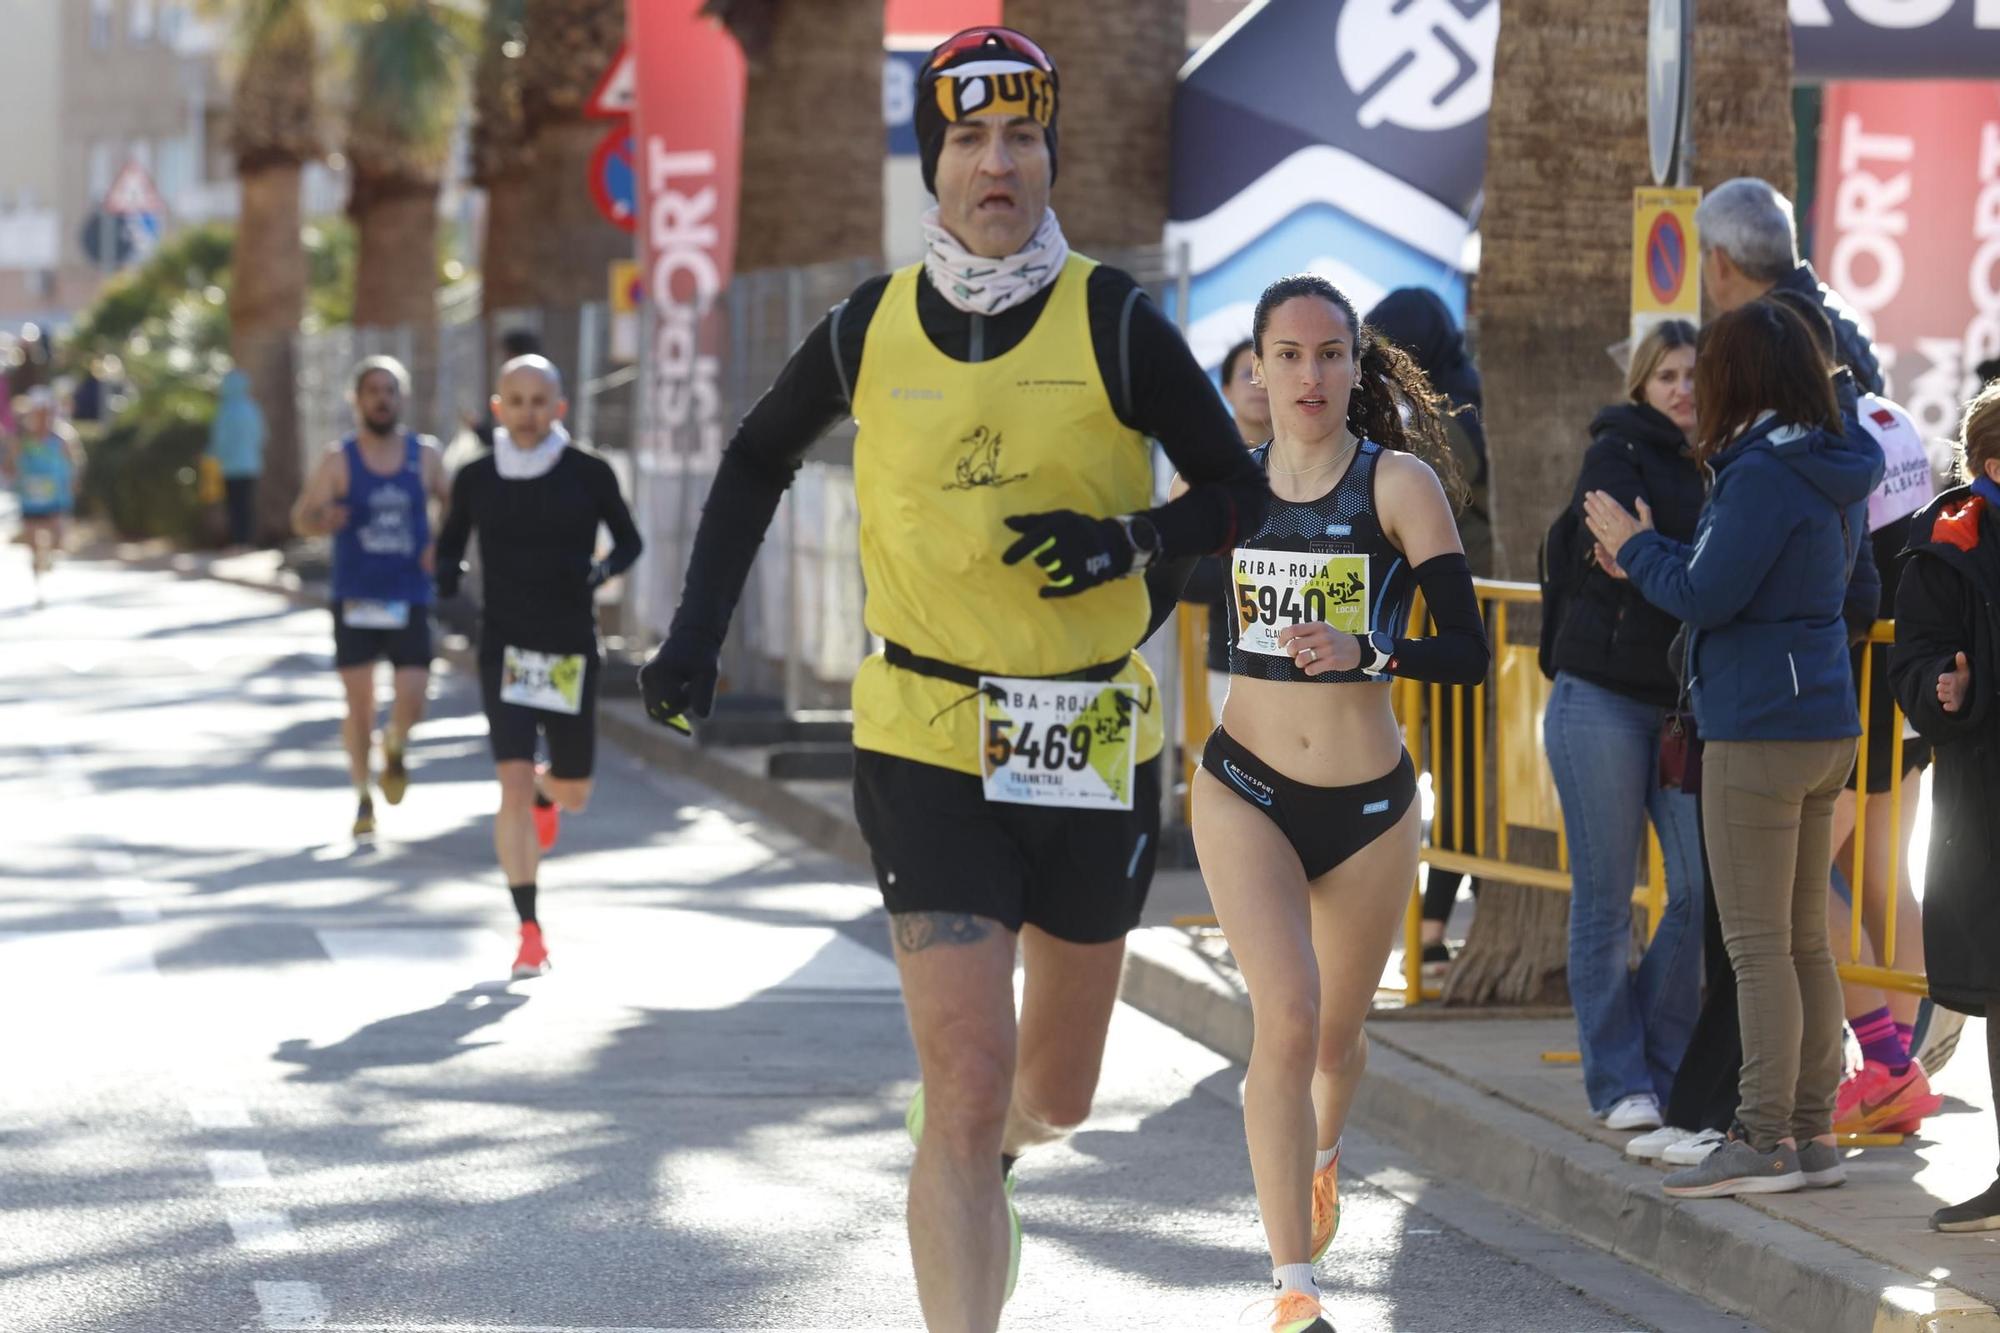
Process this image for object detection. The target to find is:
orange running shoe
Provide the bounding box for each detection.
[1263,1289,1335,1333]
[511,922,550,979]
[1309,1148,1341,1262]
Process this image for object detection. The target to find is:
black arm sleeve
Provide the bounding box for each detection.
[1889,554,1987,740]
[1093,273,1268,559]
[666,279,884,647]
[1390,552,1490,685]
[594,460,644,578]
[434,465,477,600]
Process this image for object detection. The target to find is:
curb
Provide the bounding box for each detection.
[1124,925,1998,1333]
[168,549,1999,1333]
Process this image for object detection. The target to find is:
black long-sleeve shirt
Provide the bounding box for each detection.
[668,262,1268,650]
[436,447,643,661]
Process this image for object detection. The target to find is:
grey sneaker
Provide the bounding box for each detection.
[1797,1139,1846,1188]
[1662,1136,1804,1197]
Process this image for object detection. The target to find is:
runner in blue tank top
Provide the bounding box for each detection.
[1170,275,1490,1320]
[3,387,84,609]
[291,357,449,837]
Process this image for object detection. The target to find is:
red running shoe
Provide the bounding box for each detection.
[512,923,550,979]
[532,796,560,851]
[1834,1060,1940,1134]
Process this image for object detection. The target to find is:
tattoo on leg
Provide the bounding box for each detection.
[893,912,995,953]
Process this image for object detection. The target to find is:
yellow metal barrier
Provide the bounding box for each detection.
[1170,578,1931,1009]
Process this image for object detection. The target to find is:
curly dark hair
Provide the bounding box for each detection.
[1250,274,1468,510]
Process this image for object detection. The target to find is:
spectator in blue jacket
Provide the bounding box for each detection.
[1696,178,1883,397]
[1584,299,1884,1199]
[208,368,266,551]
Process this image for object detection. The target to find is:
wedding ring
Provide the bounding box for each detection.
[1304,648,1318,663]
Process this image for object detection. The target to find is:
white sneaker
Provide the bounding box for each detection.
[1661,1127,1725,1165]
[1604,1094,1663,1131]
[1625,1125,1694,1160]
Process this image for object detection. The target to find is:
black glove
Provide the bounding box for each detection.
[1001,510,1131,598]
[586,560,611,590]
[639,632,719,731]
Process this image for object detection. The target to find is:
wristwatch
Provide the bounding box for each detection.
[1359,630,1397,677]
[1115,513,1162,571]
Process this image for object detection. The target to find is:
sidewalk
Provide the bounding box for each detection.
[173,545,2000,1333]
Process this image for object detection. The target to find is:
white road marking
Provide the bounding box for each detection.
[188,1096,255,1129]
[254,1280,330,1328]
[206,1149,274,1188]
[227,1208,303,1252]
[114,900,162,922]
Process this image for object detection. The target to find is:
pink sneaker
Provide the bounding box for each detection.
[1834,1060,1939,1134]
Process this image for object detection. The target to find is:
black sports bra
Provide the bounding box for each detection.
[1227,440,1417,684]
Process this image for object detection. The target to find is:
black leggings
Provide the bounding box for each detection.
[1202,728,1417,881]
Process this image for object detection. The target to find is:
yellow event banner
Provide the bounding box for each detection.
[1631,187,1701,338]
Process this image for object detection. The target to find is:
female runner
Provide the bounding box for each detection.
[1182,274,1489,1331]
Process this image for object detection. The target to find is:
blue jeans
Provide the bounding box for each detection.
[1544,673,1707,1114]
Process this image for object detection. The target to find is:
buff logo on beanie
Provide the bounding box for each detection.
[916,27,1060,195]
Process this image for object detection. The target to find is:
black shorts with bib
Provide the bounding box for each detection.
[331,602,433,670]
[854,749,1160,945]
[478,652,601,779]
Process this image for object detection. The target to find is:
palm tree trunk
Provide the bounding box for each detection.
[481,175,540,315]
[731,0,883,270]
[350,175,441,433]
[1002,0,1183,254]
[520,0,628,308]
[231,161,307,545]
[1449,0,1795,1006]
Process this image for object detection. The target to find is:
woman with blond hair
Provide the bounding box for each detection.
[1544,319,1708,1133]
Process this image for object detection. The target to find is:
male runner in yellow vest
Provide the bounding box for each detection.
[640,28,1266,1331]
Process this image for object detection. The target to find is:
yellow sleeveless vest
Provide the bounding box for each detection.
[849,255,1163,775]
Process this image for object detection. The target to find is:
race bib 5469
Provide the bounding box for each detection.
[978,676,1138,811]
[1232,549,1370,656]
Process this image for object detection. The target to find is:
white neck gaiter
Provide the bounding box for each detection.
[921,206,1069,316]
[494,421,569,480]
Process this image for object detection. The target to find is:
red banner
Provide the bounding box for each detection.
[1813,81,2000,442]
[885,0,999,38]
[630,0,746,466]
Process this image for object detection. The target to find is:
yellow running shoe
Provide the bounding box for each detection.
[352,796,376,837]
[1309,1147,1341,1262]
[378,744,409,806]
[906,1085,1020,1303]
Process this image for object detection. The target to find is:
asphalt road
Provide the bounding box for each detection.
[0,550,1752,1333]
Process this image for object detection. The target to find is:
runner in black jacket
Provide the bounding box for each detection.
[436,355,642,980]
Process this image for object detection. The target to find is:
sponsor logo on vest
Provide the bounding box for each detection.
[1362,798,1390,815]
[942,424,1031,491]
[1326,523,1353,537]
[890,386,944,401]
[1013,377,1088,393]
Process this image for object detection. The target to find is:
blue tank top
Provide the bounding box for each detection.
[332,434,433,604]
[1228,440,1417,685]
[16,435,75,515]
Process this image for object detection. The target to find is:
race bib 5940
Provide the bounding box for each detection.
[978,676,1137,811]
[1232,549,1370,656]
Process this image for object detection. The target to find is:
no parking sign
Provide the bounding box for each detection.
[1631,187,1701,343]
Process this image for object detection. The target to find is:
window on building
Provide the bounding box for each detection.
[159,2,185,45]
[129,0,155,43]
[90,0,116,50]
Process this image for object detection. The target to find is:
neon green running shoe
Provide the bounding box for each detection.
[905,1084,1021,1303]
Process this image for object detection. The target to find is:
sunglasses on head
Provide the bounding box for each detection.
[928,26,1053,74]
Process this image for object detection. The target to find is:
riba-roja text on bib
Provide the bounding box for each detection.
[343,599,410,630]
[1231,549,1370,656]
[501,646,586,716]
[978,675,1137,811]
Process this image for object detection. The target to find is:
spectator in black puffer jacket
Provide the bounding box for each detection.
[1542,318,1709,1130]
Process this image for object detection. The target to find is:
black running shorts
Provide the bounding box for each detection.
[853,750,1161,945]
[332,602,433,670]
[1202,728,1417,881]
[478,653,600,779]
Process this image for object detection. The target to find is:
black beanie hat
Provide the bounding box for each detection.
[914,26,1059,197]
